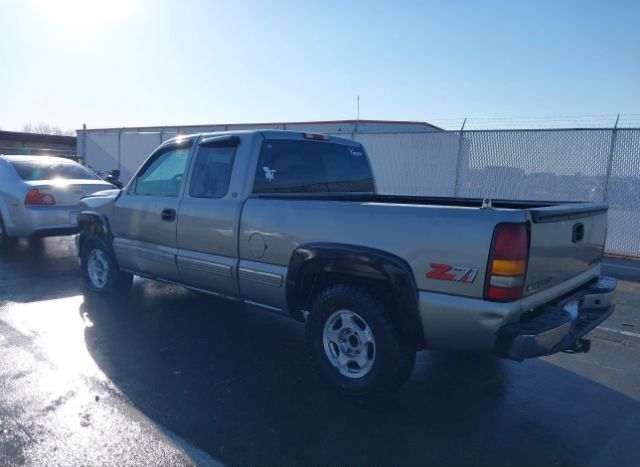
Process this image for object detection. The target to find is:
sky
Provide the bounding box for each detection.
[0,0,639,132]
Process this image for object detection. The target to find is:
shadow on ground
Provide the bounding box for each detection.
[80,283,640,466]
[0,237,82,303]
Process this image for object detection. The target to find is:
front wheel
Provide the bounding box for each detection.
[306,284,416,399]
[81,236,132,294]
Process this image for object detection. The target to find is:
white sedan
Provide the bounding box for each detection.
[0,155,115,246]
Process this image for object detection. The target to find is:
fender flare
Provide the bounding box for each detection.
[286,242,424,348]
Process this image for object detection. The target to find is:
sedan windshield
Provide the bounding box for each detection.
[10,160,99,181]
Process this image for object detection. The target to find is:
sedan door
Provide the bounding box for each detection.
[111,141,193,282]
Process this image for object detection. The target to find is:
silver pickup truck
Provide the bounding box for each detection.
[77,130,616,398]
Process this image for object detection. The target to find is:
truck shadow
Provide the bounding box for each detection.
[80,281,640,466]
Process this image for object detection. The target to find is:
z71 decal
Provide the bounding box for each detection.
[426,263,478,283]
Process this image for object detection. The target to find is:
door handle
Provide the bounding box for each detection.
[572,223,584,242]
[161,208,176,222]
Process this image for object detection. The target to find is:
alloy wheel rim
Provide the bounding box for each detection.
[322,309,376,379]
[87,249,109,288]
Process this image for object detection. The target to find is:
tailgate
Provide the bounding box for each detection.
[524,203,608,295]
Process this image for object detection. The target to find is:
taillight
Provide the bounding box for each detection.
[484,223,528,302]
[24,188,56,206]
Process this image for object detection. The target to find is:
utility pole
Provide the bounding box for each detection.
[603,114,620,203]
[81,123,87,164]
[453,118,467,197]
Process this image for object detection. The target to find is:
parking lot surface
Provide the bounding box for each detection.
[1,237,639,466]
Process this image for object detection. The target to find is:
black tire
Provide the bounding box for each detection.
[0,214,16,251]
[306,284,416,399]
[81,236,132,294]
[0,214,6,250]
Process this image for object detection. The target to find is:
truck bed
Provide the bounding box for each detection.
[245,194,608,302]
[254,192,596,210]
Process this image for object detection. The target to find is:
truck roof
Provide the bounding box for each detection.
[161,129,362,148]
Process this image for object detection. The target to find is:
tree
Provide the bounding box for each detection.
[22,122,75,136]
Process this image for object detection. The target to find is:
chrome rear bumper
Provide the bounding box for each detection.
[494,276,616,360]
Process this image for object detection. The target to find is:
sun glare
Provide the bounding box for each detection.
[36,0,134,25]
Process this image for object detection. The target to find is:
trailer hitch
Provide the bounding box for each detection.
[563,338,591,354]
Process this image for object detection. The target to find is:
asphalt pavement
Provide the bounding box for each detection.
[1,236,639,466]
[603,256,640,282]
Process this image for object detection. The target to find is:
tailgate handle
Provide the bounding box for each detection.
[573,223,584,242]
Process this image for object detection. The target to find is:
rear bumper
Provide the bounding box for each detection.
[494,276,616,360]
[5,206,80,237]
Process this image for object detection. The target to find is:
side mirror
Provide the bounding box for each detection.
[106,169,123,189]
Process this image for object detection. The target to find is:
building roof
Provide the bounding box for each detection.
[78,119,444,132]
[0,130,76,145]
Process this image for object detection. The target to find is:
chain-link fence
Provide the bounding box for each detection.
[355,127,640,258]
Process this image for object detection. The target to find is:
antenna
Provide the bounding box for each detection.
[355,95,360,133]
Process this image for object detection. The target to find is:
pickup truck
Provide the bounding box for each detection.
[77,130,616,398]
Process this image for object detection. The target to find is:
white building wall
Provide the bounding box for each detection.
[85,133,118,174]
[120,132,164,181]
[351,132,461,196]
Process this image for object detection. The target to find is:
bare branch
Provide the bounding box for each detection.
[21,122,74,136]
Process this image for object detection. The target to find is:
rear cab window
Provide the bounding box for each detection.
[10,160,100,181]
[253,138,374,193]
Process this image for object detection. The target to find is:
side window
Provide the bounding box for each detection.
[189,145,236,198]
[133,147,190,197]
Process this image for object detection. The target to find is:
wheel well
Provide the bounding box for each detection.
[77,212,112,254]
[302,270,395,313]
[286,244,424,349]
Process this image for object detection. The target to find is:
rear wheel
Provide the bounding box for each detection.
[81,236,132,294]
[0,214,16,250]
[306,284,416,399]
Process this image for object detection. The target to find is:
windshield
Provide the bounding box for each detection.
[253,139,374,194]
[10,160,100,181]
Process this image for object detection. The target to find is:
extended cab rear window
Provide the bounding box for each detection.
[10,160,99,181]
[253,139,374,194]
